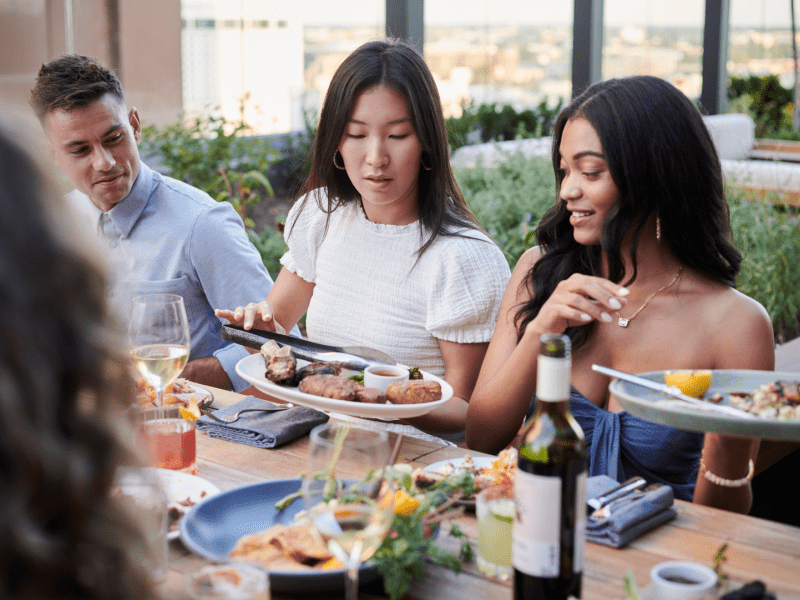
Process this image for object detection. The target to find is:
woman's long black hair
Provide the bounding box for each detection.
[516,76,741,348]
[293,38,485,256]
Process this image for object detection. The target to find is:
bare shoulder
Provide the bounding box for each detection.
[514,245,543,274]
[697,280,775,369]
[507,246,543,302]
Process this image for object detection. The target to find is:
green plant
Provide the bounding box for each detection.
[247,222,288,280]
[728,75,795,138]
[140,98,280,226]
[455,153,557,267]
[446,100,563,152]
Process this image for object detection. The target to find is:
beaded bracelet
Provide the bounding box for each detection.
[700,457,754,488]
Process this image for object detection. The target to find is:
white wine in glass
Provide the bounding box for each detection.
[302,422,394,600]
[129,294,190,408]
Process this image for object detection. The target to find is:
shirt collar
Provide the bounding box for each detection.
[106,162,153,237]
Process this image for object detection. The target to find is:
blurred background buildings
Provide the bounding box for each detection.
[0,0,797,133]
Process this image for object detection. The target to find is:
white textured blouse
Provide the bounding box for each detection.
[281,191,511,377]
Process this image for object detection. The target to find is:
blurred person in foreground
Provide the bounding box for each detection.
[0,117,158,598]
[219,39,511,445]
[30,54,291,393]
[467,76,774,513]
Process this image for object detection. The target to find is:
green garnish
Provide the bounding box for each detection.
[348,371,364,384]
[408,366,422,380]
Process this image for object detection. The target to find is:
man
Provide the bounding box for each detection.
[31,54,289,392]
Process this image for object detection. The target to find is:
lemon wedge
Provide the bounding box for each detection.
[664,370,712,398]
[179,399,202,421]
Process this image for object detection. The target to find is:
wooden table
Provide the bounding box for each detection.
[161,387,800,599]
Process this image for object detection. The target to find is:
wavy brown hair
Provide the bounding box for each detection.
[0,119,157,600]
[293,38,485,256]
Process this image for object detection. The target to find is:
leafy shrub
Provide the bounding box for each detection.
[456,153,557,267]
[140,103,279,227]
[447,100,563,152]
[728,75,796,139]
[457,151,800,342]
[248,223,288,281]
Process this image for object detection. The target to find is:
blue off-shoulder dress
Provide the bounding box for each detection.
[527,389,703,501]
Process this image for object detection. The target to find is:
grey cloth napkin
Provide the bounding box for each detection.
[196,395,329,448]
[585,475,676,548]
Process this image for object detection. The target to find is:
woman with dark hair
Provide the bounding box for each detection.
[219,39,510,444]
[0,118,159,598]
[466,76,774,512]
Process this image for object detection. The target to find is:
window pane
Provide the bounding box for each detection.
[423,1,573,118]
[602,0,705,100]
[730,0,798,89]
[181,0,384,134]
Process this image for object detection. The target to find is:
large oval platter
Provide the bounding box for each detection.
[611,369,800,441]
[236,353,452,419]
[180,478,379,592]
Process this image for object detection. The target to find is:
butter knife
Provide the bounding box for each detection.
[592,364,758,420]
[587,476,647,511]
[221,324,396,371]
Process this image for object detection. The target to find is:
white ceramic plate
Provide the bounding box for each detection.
[235,353,453,419]
[138,382,214,409]
[611,370,800,441]
[147,468,221,540]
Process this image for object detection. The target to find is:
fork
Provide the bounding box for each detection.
[200,406,291,424]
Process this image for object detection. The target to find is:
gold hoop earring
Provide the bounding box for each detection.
[333,149,346,170]
[420,153,433,171]
[656,214,662,244]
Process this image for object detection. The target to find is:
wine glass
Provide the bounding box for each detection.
[302,422,395,600]
[129,294,191,411]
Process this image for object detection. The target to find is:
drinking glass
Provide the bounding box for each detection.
[476,484,515,580]
[186,563,270,600]
[140,404,197,474]
[129,293,191,410]
[302,422,394,600]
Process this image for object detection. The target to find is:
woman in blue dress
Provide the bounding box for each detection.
[466,76,774,513]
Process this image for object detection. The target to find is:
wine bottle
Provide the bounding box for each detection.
[513,333,588,600]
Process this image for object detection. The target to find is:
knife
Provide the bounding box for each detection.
[587,476,647,511]
[221,324,396,371]
[592,364,758,420]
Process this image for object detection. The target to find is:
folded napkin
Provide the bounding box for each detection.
[196,396,329,449]
[585,475,676,548]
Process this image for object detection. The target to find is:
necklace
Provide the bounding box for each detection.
[615,265,683,327]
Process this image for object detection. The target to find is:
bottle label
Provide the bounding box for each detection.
[536,355,571,401]
[512,469,561,577]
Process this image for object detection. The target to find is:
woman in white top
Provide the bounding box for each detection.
[218,39,510,444]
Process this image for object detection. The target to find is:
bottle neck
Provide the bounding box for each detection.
[536,354,571,402]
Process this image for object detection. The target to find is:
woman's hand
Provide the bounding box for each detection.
[527,272,629,338]
[215,300,285,335]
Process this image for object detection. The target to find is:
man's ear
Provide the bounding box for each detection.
[129,107,142,142]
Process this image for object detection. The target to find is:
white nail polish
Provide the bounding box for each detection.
[601,312,613,323]
[580,313,592,321]
[618,288,630,296]
[609,298,622,310]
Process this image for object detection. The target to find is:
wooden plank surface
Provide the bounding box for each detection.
[159,386,800,600]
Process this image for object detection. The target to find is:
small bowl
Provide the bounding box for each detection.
[649,561,718,600]
[363,365,409,393]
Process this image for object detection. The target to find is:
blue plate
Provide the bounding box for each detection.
[180,478,381,592]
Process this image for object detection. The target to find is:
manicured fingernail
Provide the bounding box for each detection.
[609,298,622,310]
[580,313,592,321]
[601,312,613,323]
[235,310,242,319]
[618,288,630,296]
[245,319,252,328]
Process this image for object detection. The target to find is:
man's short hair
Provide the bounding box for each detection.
[30,54,125,122]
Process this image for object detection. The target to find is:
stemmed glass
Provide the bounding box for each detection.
[129,294,191,411]
[302,422,395,600]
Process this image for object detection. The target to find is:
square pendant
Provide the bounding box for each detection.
[618,317,629,327]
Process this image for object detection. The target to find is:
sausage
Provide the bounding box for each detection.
[386,380,442,404]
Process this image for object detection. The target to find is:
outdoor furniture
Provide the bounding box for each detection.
[161,385,800,600]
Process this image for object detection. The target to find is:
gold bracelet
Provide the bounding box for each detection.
[700,457,754,488]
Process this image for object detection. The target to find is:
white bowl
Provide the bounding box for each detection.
[363,365,409,393]
[649,561,718,600]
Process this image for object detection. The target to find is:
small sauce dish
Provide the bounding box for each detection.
[649,560,718,600]
[364,365,409,393]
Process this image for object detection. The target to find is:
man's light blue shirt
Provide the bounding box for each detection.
[67,162,290,391]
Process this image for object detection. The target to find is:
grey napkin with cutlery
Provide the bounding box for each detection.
[196,396,329,448]
[585,475,676,548]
